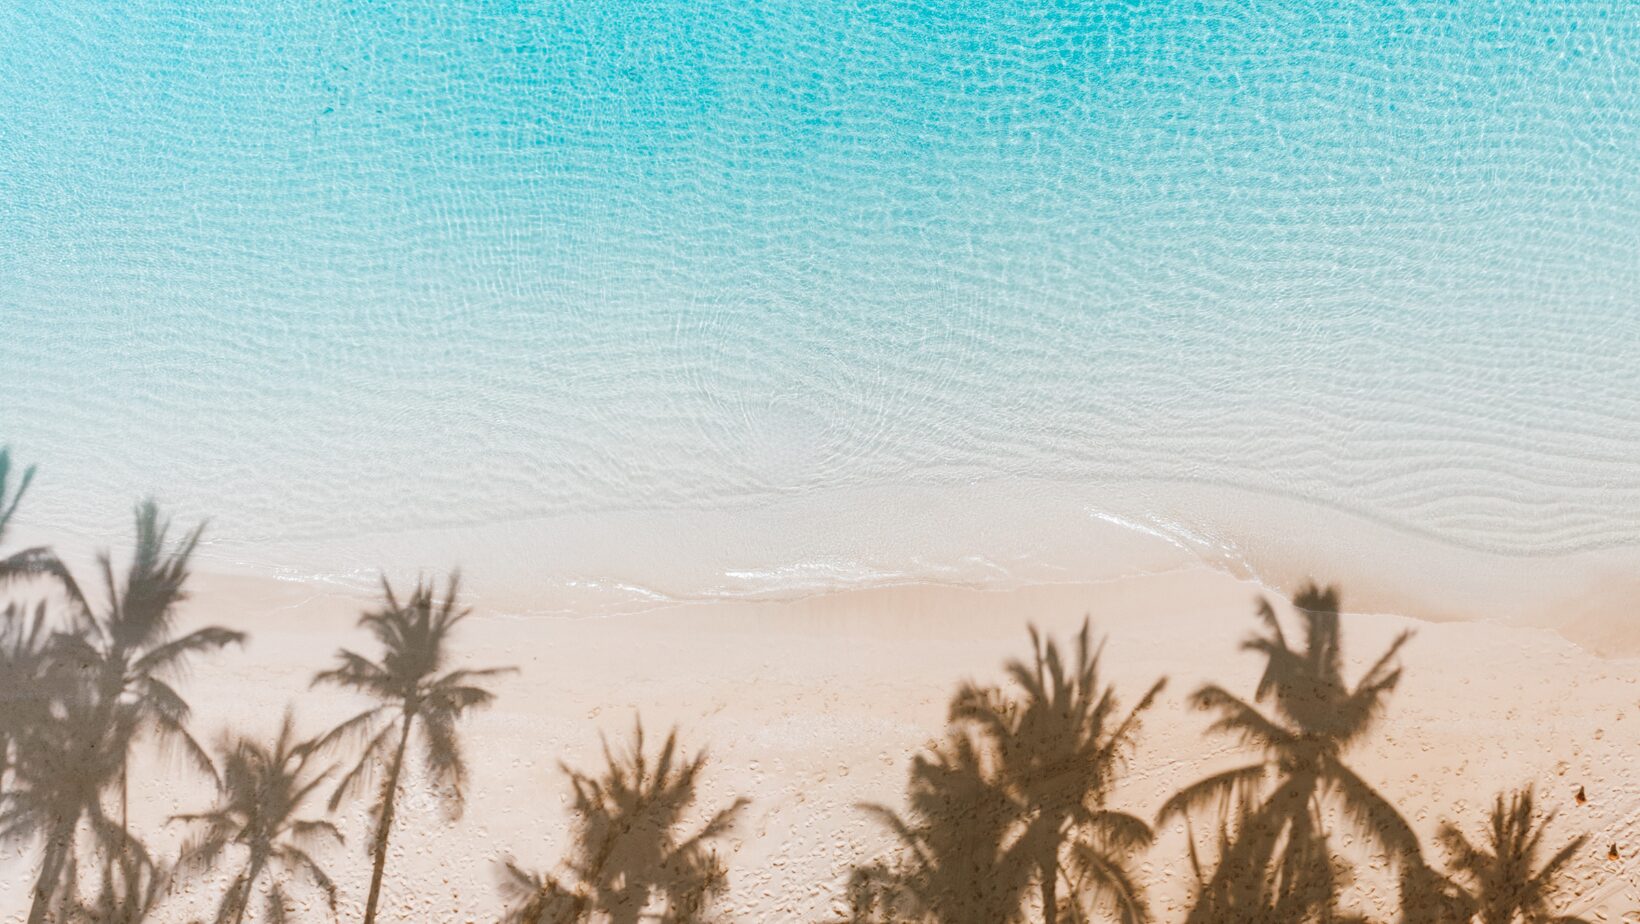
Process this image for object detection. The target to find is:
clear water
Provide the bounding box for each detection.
[4,1,1640,616]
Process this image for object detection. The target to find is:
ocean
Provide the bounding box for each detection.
[4,0,1639,620]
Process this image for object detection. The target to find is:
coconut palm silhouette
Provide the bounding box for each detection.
[1435,785,1591,924]
[1176,795,1382,924]
[51,502,244,836]
[857,730,1032,924]
[950,620,1163,924]
[1159,584,1420,923]
[0,601,53,790]
[0,447,79,595]
[498,722,747,924]
[0,451,71,793]
[172,710,342,924]
[4,502,237,924]
[1,682,141,923]
[312,571,512,924]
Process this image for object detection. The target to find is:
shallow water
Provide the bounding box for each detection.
[4,1,1640,616]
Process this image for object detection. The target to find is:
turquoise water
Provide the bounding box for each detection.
[4,1,1640,613]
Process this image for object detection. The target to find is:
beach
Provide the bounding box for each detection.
[6,3,1640,920]
[3,563,1633,922]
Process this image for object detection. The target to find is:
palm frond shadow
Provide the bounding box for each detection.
[1153,584,1422,924]
[1,498,236,924]
[1431,785,1592,924]
[0,446,83,600]
[844,619,1163,924]
[498,720,748,924]
[2,673,145,923]
[312,570,512,924]
[851,730,1032,924]
[171,709,343,924]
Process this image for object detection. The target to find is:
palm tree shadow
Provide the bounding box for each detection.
[1427,785,1592,924]
[1177,793,1377,923]
[2,500,239,924]
[311,570,513,924]
[843,618,1164,924]
[852,729,1031,924]
[0,446,83,598]
[171,709,343,924]
[0,600,53,789]
[497,719,748,924]
[1158,583,1421,924]
[2,672,144,923]
[0,449,78,789]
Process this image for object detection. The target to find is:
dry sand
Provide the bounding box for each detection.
[1,564,1636,922]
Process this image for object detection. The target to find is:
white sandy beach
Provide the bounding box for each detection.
[2,563,1634,922]
[8,2,1640,922]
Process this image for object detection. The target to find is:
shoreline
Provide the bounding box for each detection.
[14,474,1640,659]
[2,562,1635,921]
